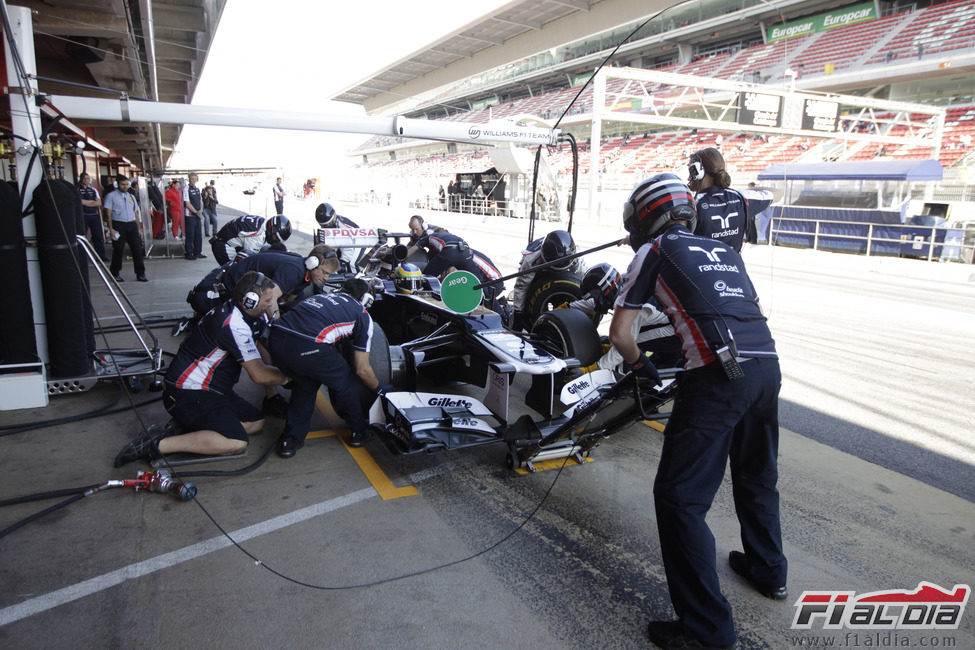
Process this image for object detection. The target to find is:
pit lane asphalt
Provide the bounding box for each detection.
[0,201,972,649]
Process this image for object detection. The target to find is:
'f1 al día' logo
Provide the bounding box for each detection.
[792,582,970,630]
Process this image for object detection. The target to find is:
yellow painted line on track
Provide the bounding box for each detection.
[314,390,419,500]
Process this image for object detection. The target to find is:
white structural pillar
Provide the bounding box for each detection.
[5,5,48,364]
[587,70,605,223]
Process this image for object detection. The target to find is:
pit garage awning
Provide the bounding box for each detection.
[758,159,944,182]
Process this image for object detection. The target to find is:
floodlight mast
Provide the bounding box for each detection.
[47,95,560,147]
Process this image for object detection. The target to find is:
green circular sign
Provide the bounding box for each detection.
[440,270,483,314]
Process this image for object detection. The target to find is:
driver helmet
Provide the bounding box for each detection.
[540,230,575,270]
[266,214,292,244]
[581,263,622,313]
[315,202,338,227]
[623,173,696,251]
[394,262,423,294]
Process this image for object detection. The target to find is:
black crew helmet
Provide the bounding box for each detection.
[581,263,622,313]
[315,202,338,227]
[540,230,575,270]
[266,215,292,244]
[622,173,697,251]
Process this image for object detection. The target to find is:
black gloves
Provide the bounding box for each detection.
[376,383,394,396]
[624,351,661,386]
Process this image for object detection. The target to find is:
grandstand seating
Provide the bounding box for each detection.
[864,0,975,64]
[788,11,913,76]
[358,1,975,177]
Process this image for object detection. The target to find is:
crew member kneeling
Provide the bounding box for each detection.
[609,173,785,650]
[268,278,384,457]
[114,272,287,466]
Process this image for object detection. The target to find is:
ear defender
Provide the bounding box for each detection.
[242,291,260,310]
[304,254,320,271]
[689,160,706,181]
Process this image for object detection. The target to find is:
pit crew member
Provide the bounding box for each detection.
[268,278,383,456]
[210,214,292,265]
[407,215,443,246]
[509,229,586,330]
[688,147,774,251]
[608,173,786,650]
[114,271,287,466]
[315,202,364,271]
[566,263,682,372]
[187,245,340,318]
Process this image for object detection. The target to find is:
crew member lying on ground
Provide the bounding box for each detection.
[509,229,586,330]
[210,214,292,265]
[268,278,385,456]
[114,272,287,466]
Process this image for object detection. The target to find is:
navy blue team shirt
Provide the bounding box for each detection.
[274,292,374,352]
[224,250,309,297]
[617,223,776,370]
[693,187,773,251]
[165,301,263,395]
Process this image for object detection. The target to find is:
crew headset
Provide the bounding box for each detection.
[304,250,339,272]
[688,159,706,182]
[241,271,269,311]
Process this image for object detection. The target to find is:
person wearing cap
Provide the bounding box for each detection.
[610,172,785,650]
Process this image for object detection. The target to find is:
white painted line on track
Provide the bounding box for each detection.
[0,487,376,627]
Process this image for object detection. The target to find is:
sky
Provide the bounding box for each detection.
[170,0,510,176]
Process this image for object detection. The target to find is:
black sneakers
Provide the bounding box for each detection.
[277,435,303,458]
[647,621,738,650]
[262,394,289,418]
[348,430,366,447]
[113,428,164,467]
[728,550,788,600]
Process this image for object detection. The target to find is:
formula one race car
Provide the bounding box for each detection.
[316,226,679,469]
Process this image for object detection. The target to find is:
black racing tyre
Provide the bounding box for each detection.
[524,271,583,329]
[531,308,601,367]
[369,323,392,386]
[354,323,392,411]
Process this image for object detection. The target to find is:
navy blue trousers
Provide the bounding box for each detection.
[268,328,366,442]
[84,210,107,260]
[653,357,786,647]
[184,215,202,257]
